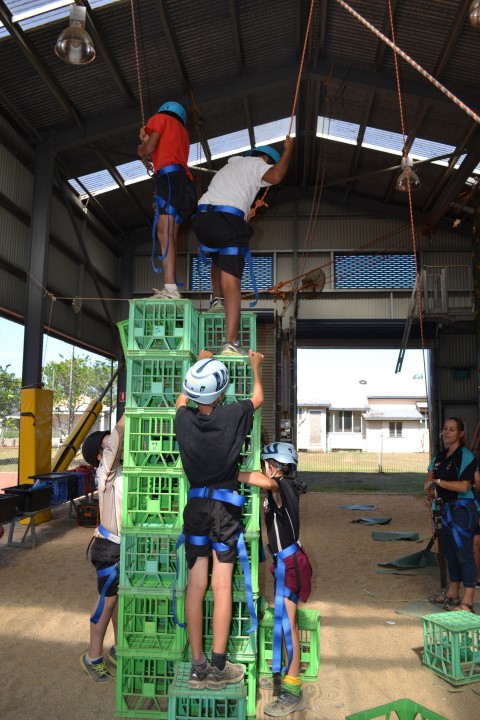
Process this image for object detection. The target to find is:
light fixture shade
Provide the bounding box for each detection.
[396,156,421,192]
[469,0,480,28]
[55,6,95,65]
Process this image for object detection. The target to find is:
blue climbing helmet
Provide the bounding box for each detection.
[244,145,281,165]
[183,358,229,405]
[261,442,298,467]
[157,101,187,127]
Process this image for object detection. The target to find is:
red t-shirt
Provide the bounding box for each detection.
[144,112,192,180]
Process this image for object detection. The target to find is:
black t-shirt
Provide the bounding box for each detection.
[175,399,254,490]
[431,445,476,503]
[264,474,301,554]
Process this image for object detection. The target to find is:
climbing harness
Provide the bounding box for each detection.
[151,164,186,275]
[90,524,120,625]
[196,204,259,306]
[172,487,258,633]
[271,542,302,675]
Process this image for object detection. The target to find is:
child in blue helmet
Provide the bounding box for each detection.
[137,101,196,299]
[175,349,277,691]
[191,136,294,355]
[260,441,311,717]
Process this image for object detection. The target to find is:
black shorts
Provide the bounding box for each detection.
[183,496,242,568]
[155,170,197,221]
[90,537,120,596]
[191,211,253,279]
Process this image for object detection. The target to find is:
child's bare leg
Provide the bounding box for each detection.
[186,556,209,659]
[220,270,241,344]
[211,552,234,653]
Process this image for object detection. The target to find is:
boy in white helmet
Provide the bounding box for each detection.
[175,349,275,691]
[191,136,294,355]
[137,100,196,299]
[260,441,312,717]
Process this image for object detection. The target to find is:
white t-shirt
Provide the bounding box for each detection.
[198,156,272,219]
[94,423,123,538]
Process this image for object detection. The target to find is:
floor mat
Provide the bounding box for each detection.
[339,504,377,510]
[372,531,420,542]
[395,600,480,618]
[378,550,437,569]
[352,517,392,525]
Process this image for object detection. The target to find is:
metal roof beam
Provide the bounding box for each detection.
[0,1,84,133]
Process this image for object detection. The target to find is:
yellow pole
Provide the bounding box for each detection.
[18,388,53,524]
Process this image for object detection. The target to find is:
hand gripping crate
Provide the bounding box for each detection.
[258,606,320,681]
[115,652,179,719]
[128,299,199,355]
[422,610,480,685]
[124,410,181,469]
[126,354,193,410]
[120,530,186,592]
[344,699,448,720]
[168,662,246,720]
[118,592,187,653]
[122,470,187,529]
[199,312,256,355]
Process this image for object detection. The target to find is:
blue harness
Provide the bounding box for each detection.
[196,204,258,306]
[440,499,478,549]
[173,487,258,633]
[272,542,301,675]
[90,524,120,625]
[152,164,185,275]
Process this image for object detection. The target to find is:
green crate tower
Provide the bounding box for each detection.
[116,300,199,720]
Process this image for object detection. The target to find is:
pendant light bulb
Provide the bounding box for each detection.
[396,156,421,192]
[469,1,480,28]
[55,6,96,65]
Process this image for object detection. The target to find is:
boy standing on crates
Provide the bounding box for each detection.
[79,414,124,682]
[175,348,275,690]
[260,442,312,717]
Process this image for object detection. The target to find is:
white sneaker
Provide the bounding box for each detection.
[150,287,182,299]
[220,341,248,357]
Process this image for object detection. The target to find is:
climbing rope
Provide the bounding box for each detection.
[131,0,154,177]
[247,0,316,222]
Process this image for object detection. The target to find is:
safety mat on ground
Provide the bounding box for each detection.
[352,517,392,525]
[378,550,437,569]
[372,531,420,542]
[339,504,377,510]
[395,600,480,617]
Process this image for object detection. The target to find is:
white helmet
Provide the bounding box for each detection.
[183,358,229,404]
[261,442,298,467]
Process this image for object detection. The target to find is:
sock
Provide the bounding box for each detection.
[191,654,207,669]
[165,283,177,292]
[211,651,227,670]
[283,674,302,697]
[87,654,103,665]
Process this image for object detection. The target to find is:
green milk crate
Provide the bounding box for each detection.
[221,358,255,402]
[126,354,193,409]
[239,482,260,533]
[120,529,186,592]
[122,470,187,529]
[128,299,199,355]
[237,412,262,473]
[422,610,480,685]
[198,591,259,662]
[228,532,261,595]
[168,662,246,720]
[199,312,256,354]
[258,607,320,681]
[115,652,179,719]
[344,699,448,720]
[118,592,187,653]
[124,410,181,469]
[117,318,129,356]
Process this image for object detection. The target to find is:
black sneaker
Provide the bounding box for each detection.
[264,690,307,717]
[206,660,246,690]
[188,661,209,689]
[207,297,225,313]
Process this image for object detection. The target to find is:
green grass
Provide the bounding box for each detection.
[299,471,425,495]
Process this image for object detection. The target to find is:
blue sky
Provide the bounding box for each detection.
[0,316,106,377]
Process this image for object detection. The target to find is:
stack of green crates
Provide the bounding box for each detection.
[182,312,260,720]
[116,302,261,720]
[116,299,198,719]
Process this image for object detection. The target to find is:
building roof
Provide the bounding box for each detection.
[1,1,480,237]
[363,405,424,421]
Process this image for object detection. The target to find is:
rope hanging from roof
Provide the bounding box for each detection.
[131,0,154,177]
[246,0,316,222]
[335,0,480,125]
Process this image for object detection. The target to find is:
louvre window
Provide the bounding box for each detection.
[190,254,273,291]
[334,254,415,289]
